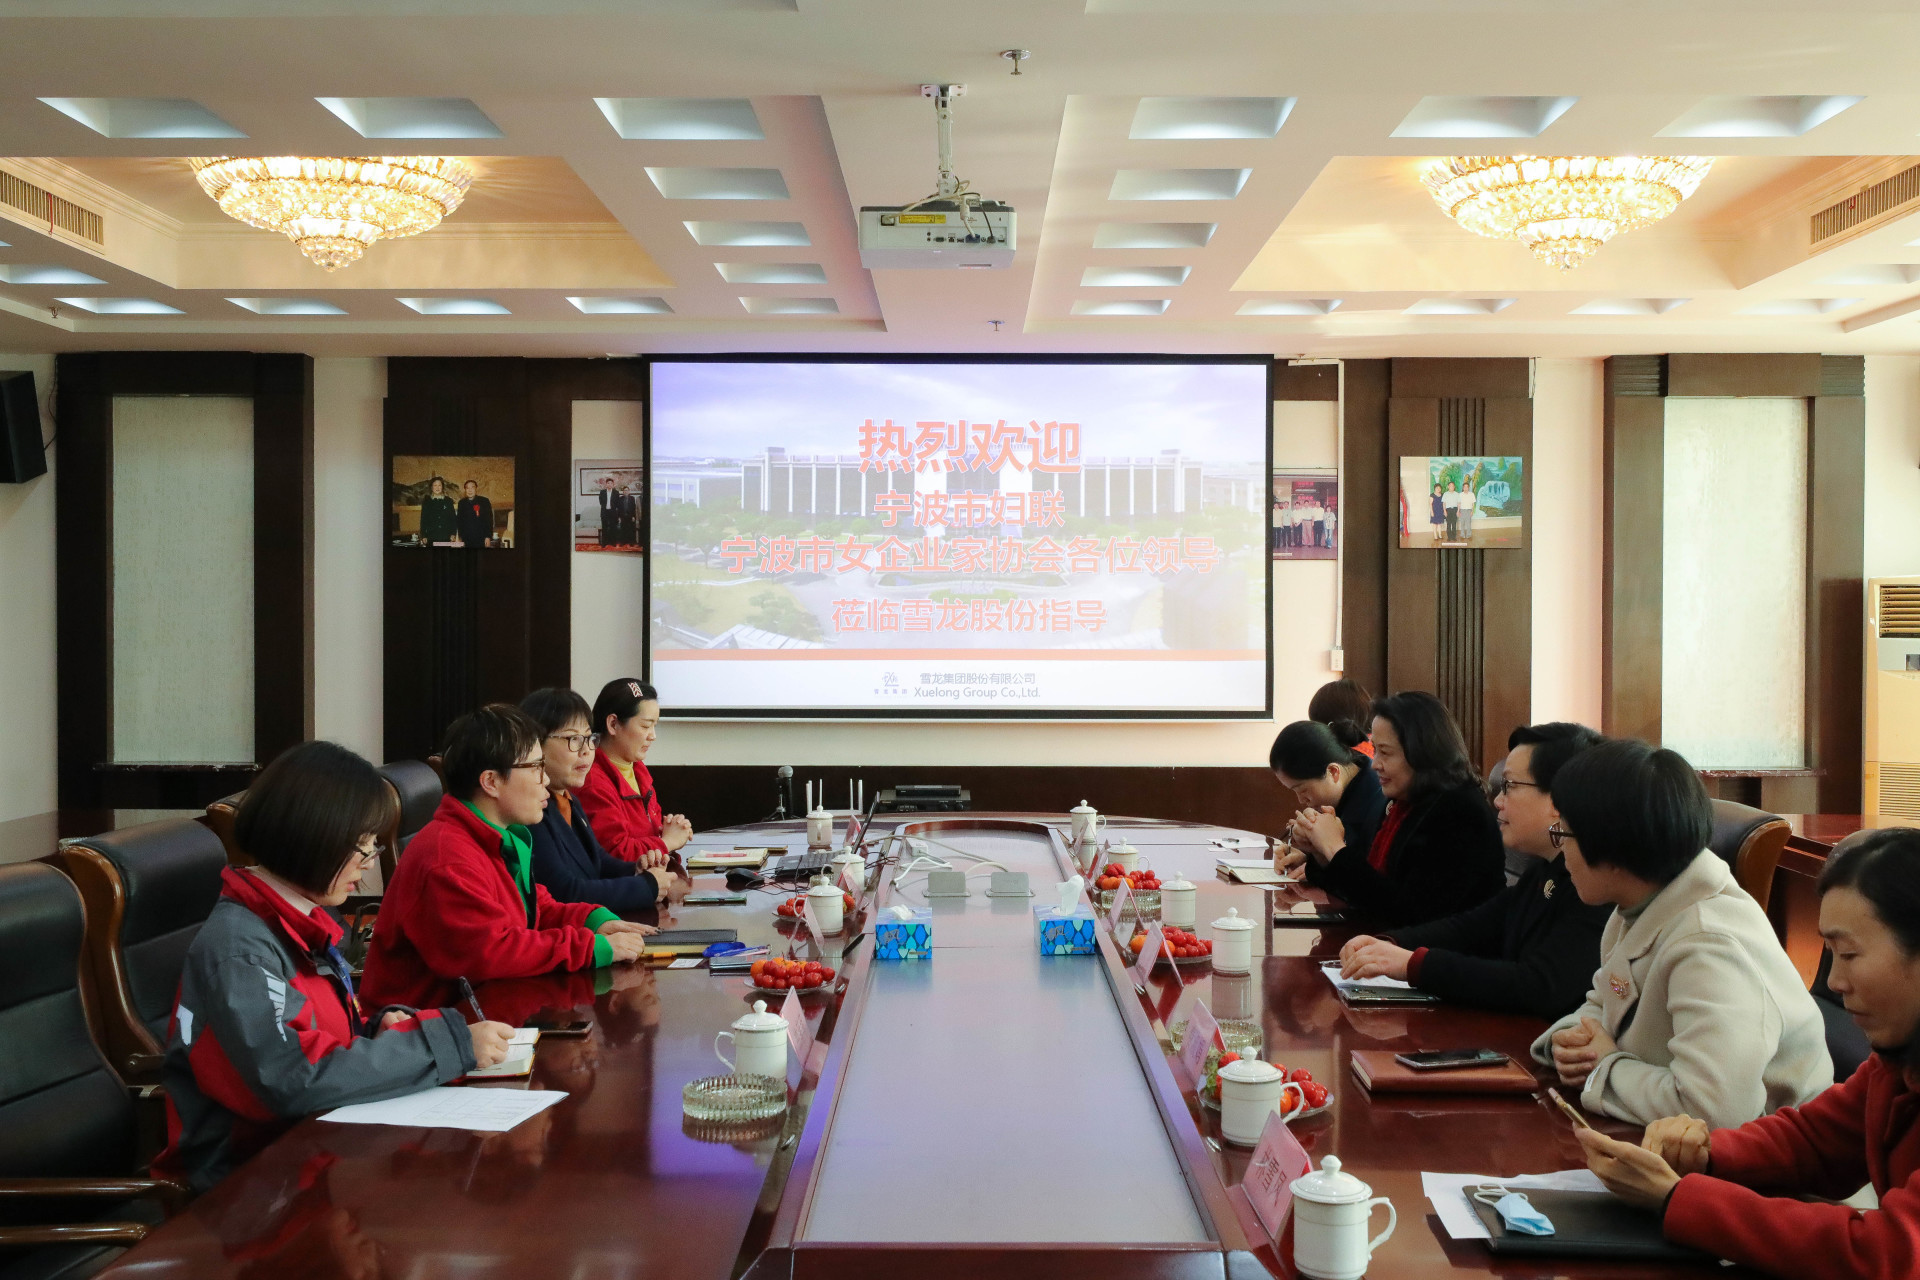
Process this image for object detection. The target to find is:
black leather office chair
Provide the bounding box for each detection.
[54,820,226,1082]
[198,789,253,868]
[1706,800,1791,911]
[377,759,443,885]
[0,863,186,1280]
[1810,947,1872,1083]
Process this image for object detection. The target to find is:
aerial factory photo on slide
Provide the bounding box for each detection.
[648,359,1271,716]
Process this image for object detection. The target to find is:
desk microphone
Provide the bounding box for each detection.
[773,764,793,820]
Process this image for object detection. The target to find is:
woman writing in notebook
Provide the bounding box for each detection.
[1578,827,1920,1280]
[574,677,693,867]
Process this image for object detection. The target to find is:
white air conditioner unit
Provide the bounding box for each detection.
[1864,576,1920,819]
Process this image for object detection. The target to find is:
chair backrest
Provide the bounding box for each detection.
[1811,947,1873,1083]
[198,788,254,867]
[0,863,134,1187]
[1707,799,1791,911]
[377,760,444,885]
[55,819,227,1075]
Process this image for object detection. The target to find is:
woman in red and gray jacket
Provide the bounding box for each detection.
[1579,826,1920,1280]
[574,678,692,867]
[154,741,515,1193]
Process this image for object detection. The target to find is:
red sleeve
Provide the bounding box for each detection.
[409,856,599,981]
[531,879,597,931]
[575,764,667,864]
[1666,1170,1920,1279]
[1705,1061,1875,1199]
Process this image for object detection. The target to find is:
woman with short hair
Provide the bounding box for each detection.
[573,678,693,866]
[1533,738,1829,1129]
[520,686,680,913]
[154,741,514,1192]
[1578,827,1920,1280]
[1280,691,1504,927]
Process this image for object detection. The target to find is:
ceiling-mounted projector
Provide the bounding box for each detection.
[859,84,1016,270]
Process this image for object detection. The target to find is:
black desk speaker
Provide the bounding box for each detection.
[0,372,46,483]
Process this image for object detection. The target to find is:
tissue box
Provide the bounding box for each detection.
[874,908,933,961]
[1033,903,1098,956]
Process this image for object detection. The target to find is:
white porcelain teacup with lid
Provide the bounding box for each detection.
[715,999,788,1080]
[1289,1155,1396,1279]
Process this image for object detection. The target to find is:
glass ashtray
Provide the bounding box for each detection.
[1096,889,1161,920]
[682,1072,788,1124]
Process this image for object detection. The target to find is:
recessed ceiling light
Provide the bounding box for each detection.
[1109,169,1250,201]
[1129,97,1294,140]
[397,297,510,315]
[1237,299,1342,315]
[1735,297,1860,315]
[1404,298,1515,315]
[1392,95,1577,139]
[1093,222,1217,249]
[1071,299,1170,316]
[741,297,839,315]
[685,221,810,247]
[716,262,827,284]
[227,297,348,315]
[1658,95,1861,138]
[316,97,503,139]
[646,167,789,200]
[1081,265,1191,287]
[1816,264,1920,287]
[594,98,763,141]
[55,296,183,314]
[39,97,244,139]
[1569,298,1689,316]
[0,264,107,285]
[567,296,674,314]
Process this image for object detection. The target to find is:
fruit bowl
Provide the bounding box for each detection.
[1096,888,1160,920]
[1198,1055,1333,1118]
[1128,925,1213,965]
[747,957,837,994]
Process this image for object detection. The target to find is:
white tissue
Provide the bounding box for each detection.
[1058,875,1084,914]
[890,904,915,922]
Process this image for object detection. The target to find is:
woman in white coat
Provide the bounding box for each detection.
[1531,739,1829,1130]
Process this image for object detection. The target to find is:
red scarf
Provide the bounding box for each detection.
[1367,802,1409,873]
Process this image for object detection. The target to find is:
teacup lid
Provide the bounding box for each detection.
[1290,1155,1373,1204]
[1111,841,1138,854]
[1163,875,1196,892]
[734,999,786,1032]
[1218,1056,1282,1084]
[1212,906,1253,931]
[1071,800,1098,814]
[807,804,831,818]
[805,879,843,898]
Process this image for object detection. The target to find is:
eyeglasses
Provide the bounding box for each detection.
[350,839,388,868]
[1492,778,1543,798]
[502,759,549,780]
[1547,821,1575,850]
[546,731,601,754]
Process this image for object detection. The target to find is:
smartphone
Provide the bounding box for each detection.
[684,892,749,905]
[1393,1048,1509,1071]
[526,1017,592,1038]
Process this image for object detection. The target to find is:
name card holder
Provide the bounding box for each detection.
[1243,1110,1313,1242]
[1174,1000,1223,1090]
[1128,922,1164,992]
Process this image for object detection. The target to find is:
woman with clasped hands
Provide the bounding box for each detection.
[1576,827,1920,1280]
[1531,739,1829,1130]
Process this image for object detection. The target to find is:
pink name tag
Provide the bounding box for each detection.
[1128,921,1164,990]
[780,989,814,1065]
[837,864,862,899]
[1174,1000,1223,1089]
[801,896,826,952]
[1106,883,1133,932]
[1243,1110,1312,1241]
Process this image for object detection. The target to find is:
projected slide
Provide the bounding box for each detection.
[648,360,1269,715]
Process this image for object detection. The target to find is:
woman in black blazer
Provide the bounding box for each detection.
[520,687,680,915]
[1282,690,1503,928]
[1271,718,1387,871]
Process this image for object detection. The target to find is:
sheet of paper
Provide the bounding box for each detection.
[1420,1169,1609,1240]
[1319,959,1417,993]
[667,957,703,969]
[320,1086,566,1132]
[1244,1110,1314,1240]
[509,1028,540,1046]
[1215,857,1278,869]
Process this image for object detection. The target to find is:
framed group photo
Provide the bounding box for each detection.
[575,459,645,554]
[390,455,515,549]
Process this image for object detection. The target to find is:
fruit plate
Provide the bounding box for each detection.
[744,978,836,998]
[1155,949,1214,967]
[1199,1089,1333,1119]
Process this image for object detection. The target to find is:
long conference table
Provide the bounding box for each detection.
[98,813,1759,1280]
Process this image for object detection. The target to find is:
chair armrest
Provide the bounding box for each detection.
[0,1177,190,1213]
[0,1222,152,1247]
[121,1052,166,1083]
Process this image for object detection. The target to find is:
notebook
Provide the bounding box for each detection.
[641,927,740,957]
[685,847,781,870]
[1349,1049,1538,1095]
[466,1038,537,1080]
[1469,1188,1712,1261]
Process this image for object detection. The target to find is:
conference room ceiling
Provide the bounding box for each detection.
[4,0,1920,356]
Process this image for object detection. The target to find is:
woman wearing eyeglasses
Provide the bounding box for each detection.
[520,687,682,914]
[1530,738,1829,1129]
[153,740,516,1193]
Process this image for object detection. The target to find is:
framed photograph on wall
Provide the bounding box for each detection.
[576,458,645,554]
[391,455,515,549]
[1397,455,1524,549]
[1272,470,1339,560]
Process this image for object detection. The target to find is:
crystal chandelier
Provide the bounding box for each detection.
[1420,155,1714,270]
[188,156,474,271]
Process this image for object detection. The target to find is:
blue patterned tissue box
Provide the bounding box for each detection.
[874,908,933,961]
[1034,903,1098,955]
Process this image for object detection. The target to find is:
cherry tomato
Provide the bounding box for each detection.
[1289,1068,1315,1084]
[1303,1082,1330,1108]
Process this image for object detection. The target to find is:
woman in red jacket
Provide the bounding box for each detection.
[574,678,692,867]
[1579,826,1920,1280]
